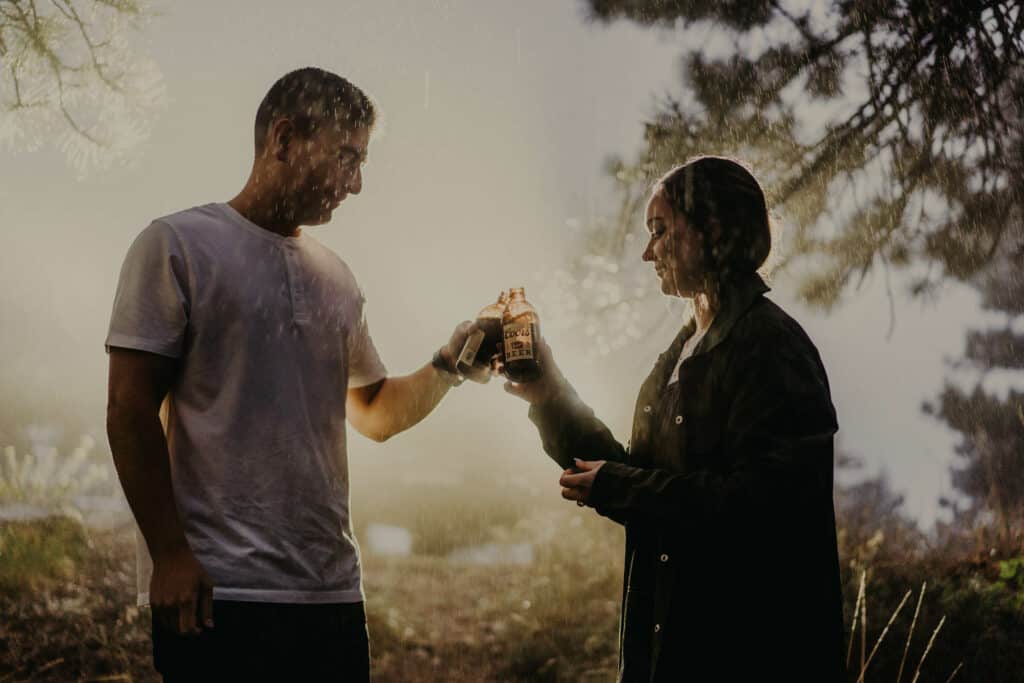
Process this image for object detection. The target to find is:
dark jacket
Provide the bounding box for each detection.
[529,274,846,682]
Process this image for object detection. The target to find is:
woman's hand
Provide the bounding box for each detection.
[502,337,569,405]
[559,458,606,506]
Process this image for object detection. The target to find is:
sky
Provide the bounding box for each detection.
[0,0,1000,526]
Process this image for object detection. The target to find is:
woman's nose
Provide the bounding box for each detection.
[642,240,654,262]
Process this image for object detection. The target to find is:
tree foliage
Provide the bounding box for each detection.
[834,451,926,568]
[564,1,1024,549]
[577,0,1023,312]
[926,221,1024,551]
[0,0,164,172]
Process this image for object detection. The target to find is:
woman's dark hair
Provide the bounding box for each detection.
[656,155,772,281]
[254,67,376,153]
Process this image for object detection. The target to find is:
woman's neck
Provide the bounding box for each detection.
[692,290,718,333]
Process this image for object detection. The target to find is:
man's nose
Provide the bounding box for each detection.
[344,167,363,196]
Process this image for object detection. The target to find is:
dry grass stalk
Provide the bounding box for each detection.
[35,658,65,674]
[854,589,913,683]
[909,615,946,683]
[860,573,868,678]
[896,581,927,683]
[943,661,964,683]
[847,569,866,669]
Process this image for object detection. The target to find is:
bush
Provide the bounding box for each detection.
[842,553,1024,683]
[0,516,90,594]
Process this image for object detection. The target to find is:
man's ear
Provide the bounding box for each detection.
[269,118,294,163]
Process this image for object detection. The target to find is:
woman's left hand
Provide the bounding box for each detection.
[560,458,606,507]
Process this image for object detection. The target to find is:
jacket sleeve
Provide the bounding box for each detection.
[527,387,631,525]
[587,327,838,531]
[527,385,629,471]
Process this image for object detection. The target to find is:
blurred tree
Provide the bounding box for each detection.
[834,450,926,568]
[553,0,1022,345]
[0,0,164,172]
[925,221,1024,552]
[554,0,1024,555]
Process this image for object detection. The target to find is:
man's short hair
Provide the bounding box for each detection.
[254,67,376,153]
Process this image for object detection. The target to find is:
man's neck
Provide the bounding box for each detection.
[228,185,301,238]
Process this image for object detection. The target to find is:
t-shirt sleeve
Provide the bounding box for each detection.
[347,294,387,388]
[105,221,190,358]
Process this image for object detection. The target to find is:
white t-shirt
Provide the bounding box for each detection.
[667,319,713,386]
[106,203,387,605]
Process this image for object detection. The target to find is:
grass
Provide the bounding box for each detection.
[0,516,91,593]
[1,509,1022,682]
[0,518,151,683]
[840,555,1024,683]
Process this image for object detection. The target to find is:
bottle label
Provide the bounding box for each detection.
[457,329,486,368]
[503,322,535,361]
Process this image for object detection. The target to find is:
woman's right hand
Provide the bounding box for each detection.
[502,337,569,405]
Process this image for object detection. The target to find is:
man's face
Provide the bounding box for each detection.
[281,122,370,227]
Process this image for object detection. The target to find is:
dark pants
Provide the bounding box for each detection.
[152,600,370,682]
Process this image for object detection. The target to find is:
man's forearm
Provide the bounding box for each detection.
[356,363,453,441]
[107,408,190,560]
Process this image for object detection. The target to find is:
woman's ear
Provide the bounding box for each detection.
[708,217,723,245]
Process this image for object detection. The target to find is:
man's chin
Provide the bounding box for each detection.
[303,210,335,227]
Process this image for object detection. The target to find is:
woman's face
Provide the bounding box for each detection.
[642,187,707,298]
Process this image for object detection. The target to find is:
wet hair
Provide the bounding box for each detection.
[656,155,772,281]
[254,67,376,153]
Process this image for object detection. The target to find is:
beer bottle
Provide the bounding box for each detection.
[456,291,508,378]
[501,287,542,382]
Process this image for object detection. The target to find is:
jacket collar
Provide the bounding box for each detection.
[673,271,771,359]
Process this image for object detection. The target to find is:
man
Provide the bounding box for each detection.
[105,67,478,682]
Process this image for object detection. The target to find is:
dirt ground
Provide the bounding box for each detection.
[0,521,621,682]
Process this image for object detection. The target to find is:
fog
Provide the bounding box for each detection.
[0,0,992,525]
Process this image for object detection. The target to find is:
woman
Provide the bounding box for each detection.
[506,156,846,681]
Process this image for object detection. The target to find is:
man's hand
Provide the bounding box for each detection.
[347,319,496,441]
[440,320,490,384]
[150,545,214,636]
[502,338,568,405]
[559,458,606,507]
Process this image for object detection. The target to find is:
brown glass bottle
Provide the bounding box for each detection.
[456,291,509,377]
[501,287,542,382]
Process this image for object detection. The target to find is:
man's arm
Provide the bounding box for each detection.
[346,365,454,442]
[346,321,484,442]
[106,347,213,635]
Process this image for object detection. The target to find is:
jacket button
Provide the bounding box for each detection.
[674,415,683,424]
[660,553,669,562]
[654,623,661,633]
[643,405,652,414]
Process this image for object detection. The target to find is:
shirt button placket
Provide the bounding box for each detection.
[284,242,309,324]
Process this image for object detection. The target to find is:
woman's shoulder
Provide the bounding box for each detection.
[732,296,825,364]
[726,297,835,408]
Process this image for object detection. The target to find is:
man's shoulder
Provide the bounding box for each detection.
[152,203,232,240]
